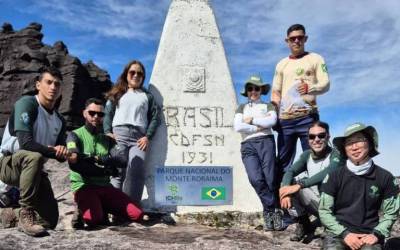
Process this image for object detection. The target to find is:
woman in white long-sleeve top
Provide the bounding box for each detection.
[234,75,282,231]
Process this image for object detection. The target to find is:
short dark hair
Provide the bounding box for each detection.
[287,24,306,36]
[85,98,104,108]
[38,66,63,81]
[309,120,330,135]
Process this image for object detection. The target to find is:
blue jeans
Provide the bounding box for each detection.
[276,114,317,184]
[240,135,278,212]
[110,125,146,204]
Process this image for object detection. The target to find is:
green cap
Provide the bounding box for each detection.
[240,75,270,97]
[333,122,379,158]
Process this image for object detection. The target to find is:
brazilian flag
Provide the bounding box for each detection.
[201,187,226,200]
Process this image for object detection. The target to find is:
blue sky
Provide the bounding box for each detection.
[1,0,400,174]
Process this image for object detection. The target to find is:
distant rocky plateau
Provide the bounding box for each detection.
[0,22,112,135]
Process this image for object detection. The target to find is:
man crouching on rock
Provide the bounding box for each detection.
[319,123,400,250]
[279,121,345,242]
[0,66,68,236]
[66,98,143,228]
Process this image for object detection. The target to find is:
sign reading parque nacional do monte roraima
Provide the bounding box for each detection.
[155,166,233,205]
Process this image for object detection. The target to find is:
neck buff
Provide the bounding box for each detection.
[346,158,373,176]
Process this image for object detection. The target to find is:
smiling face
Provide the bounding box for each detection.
[126,63,144,89]
[36,72,62,108]
[246,84,261,101]
[286,29,307,56]
[344,132,370,165]
[308,125,329,154]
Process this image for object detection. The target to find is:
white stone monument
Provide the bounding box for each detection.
[143,0,262,213]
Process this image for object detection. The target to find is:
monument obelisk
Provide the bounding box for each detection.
[144,0,262,213]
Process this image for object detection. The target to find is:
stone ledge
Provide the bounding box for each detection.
[175,211,264,229]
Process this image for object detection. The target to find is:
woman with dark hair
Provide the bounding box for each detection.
[103,60,159,203]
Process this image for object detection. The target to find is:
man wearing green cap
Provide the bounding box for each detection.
[319,123,399,250]
[234,75,283,231]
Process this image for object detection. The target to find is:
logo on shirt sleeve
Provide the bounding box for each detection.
[321,64,328,73]
[20,112,30,125]
[323,175,329,183]
[393,178,399,187]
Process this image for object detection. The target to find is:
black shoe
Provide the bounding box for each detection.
[290,215,313,241]
[71,208,84,229]
[290,223,306,241]
[272,209,284,231]
[263,211,274,231]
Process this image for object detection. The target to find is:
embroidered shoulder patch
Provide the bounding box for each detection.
[20,112,30,125]
[321,64,328,73]
[394,178,399,187]
[323,175,329,183]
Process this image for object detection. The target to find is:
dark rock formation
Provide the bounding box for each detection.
[0,22,112,134]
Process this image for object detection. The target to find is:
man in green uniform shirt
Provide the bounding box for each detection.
[279,121,344,242]
[319,123,399,250]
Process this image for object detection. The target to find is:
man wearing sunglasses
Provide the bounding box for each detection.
[319,123,399,250]
[66,98,143,228]
[271,24,330,187]
[279,121,344,242]
[0,66,67,236]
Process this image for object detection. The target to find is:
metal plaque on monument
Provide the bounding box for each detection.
[143,0,262,213]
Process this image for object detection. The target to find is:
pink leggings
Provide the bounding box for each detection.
[74,185,143,226]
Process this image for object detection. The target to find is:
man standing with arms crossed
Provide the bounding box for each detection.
[0,66,68,236]
[272,24,330,182]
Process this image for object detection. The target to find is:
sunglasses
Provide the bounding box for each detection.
[128,70,144,77]
[247,86,261,92]
[288,35,305,43]
[88,110,105,118]
[308,132,327,140]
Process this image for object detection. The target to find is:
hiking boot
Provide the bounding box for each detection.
[263,211,274,231]
[71,208,84,229]
[0,207,17,228]
[18,208,46,237]
[290,215,313,241]
[290,223,306,241]
[272,209,284,231]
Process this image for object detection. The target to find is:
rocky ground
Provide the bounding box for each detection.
[0,160,398,249]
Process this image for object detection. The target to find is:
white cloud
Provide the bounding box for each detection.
[212,0,400,107]
[8,0,400,108]
[21,0,169,41]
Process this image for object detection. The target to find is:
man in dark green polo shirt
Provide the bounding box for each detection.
[0,66,68,237]
[319,123,399,250]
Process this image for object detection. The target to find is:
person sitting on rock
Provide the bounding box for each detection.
[0,66,68,236]
[279,121,344,242]
[66,98,143,228]
[234,75,283,231]
[319,123,400,250]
